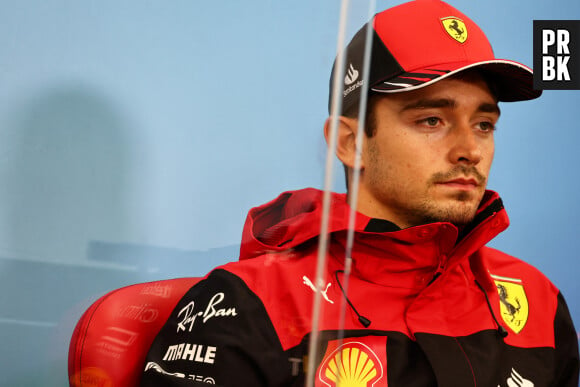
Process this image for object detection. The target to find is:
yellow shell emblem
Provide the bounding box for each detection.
[318,342,383,386]
[441,17,468,43]
[491,275,529,334]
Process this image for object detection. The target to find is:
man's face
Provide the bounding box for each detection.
[356,74,499,228]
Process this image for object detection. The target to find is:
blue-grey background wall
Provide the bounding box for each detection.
[0,1,578,385]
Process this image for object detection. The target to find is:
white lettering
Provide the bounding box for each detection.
[177,301,196,332]
[163,345,178,361]
[163,343,217,363]
[543,56,556,81]
[557,29,570,54]
[557,56,571,80]
[541,28,571,82]
[543,56,571,81]
[542,29,555,54]
[195,346,205,362]
[343,80,364,97]
[187,375,216,384]
[204,346,216,364]
[177,293,238,333]
[183,343,196,361]
[176,343,185,360]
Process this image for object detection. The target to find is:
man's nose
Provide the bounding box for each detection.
[447,123,483,165]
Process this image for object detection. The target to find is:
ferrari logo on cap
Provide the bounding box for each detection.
[491,274,529,334]
[441,17,468,43]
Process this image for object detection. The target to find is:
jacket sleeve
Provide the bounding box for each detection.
[140,269,289,387]
[552,292,579,387]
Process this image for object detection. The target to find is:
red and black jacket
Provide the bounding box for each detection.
[141,188,579,386]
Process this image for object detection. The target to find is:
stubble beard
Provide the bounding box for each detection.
[366,175,484,228]
[367,164,486,227]
[411,189,482,226]
[365,143,487,228]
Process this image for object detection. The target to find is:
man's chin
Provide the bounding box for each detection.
[440,200,480,225]
[417,197,480,226]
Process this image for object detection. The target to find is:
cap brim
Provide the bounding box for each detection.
[371,59,542,102]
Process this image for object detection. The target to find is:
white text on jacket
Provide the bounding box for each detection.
[177,292,238,333]
[163,343,217,364]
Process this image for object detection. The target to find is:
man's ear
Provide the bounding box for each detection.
[323,116,364,170]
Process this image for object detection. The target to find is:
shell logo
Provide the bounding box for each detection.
[318,342,384,386]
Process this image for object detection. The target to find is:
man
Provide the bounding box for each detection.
[141,0,579,386]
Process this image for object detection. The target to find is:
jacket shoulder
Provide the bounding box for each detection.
[479,246,558,293]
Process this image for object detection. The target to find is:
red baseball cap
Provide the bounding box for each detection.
[330,0,542,114]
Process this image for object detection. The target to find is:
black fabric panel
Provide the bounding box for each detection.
[385,332,437,387]
[141,370,224,387]
[416,330,559,386]
[552,292,580,387]
[364,218,401,233]
[330,23,404,115]
[415,332,481,386]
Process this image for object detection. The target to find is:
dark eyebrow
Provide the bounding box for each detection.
[400,98,455,111]
[400,98,501,117]
[479,102,501,117]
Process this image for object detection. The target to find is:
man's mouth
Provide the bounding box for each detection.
[436,177,480,190]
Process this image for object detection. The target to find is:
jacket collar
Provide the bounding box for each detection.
[239,188,509,288]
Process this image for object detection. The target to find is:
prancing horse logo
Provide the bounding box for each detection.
[491,274,529,334]
[441,17,468,43]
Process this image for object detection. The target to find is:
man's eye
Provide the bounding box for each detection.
[479,121,496,132]
[421,117,441,126]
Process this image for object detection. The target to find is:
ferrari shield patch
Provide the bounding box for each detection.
[441,17,468,43]
[491,274,529,334]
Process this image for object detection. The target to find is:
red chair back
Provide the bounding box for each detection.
[68,277,200,387]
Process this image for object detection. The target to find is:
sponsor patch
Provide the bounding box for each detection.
[316,337,387,387]
[491,274,529,334]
